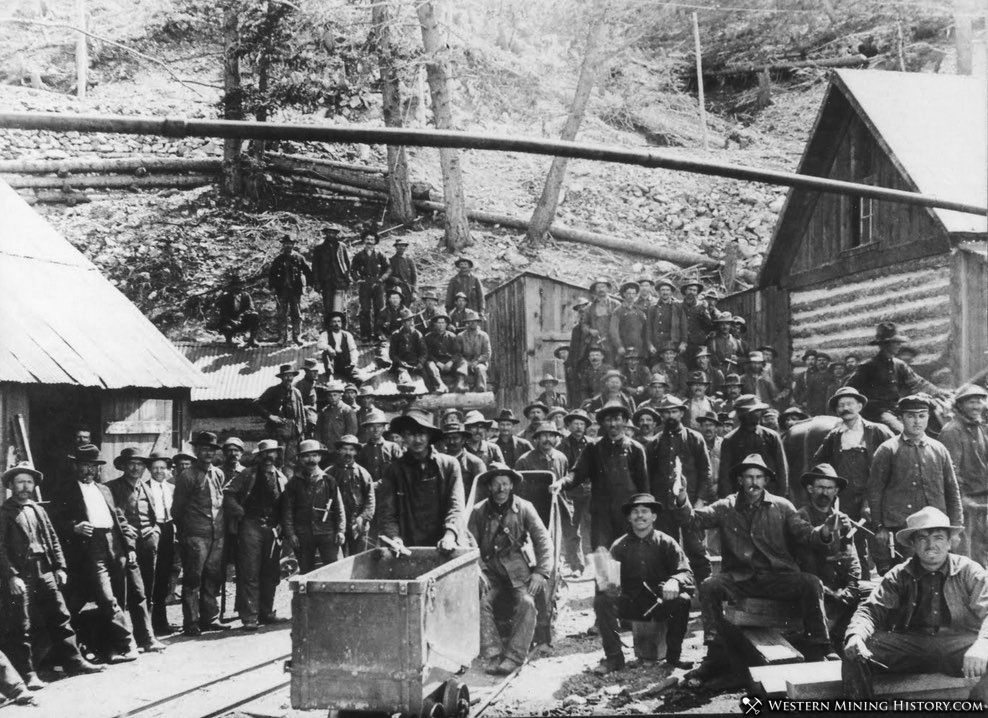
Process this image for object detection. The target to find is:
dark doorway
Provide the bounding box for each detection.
[27,385,101,491]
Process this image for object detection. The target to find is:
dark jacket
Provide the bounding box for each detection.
[223,465,289,526]
[268,250,313,297]
[357,439,403,484]
[327,462,375,530]
[282,469,346,539]
[795,504,861,603]
[610,529,694,620]
[446,273,485,314]
[218,290,255,324]
[717,424,789,499]
[425,329,461,363]
[645,424,714,507]
[812,418,895,489]
[254,383,306,437]
[105,475,159,540]
[312,238,352,289]
[50,480,135,559]
[389,327,427,369]
[387,254,417,294]
[351,248,389,283]
[496,435,534,469]
[0,501,66,580]
[846,553,988,642]
[377,447,465,545]
[646,300,686,352]
[939,417,988,497]
[468,495,553,588]
[172,464,226,539]
[846,353,941,421]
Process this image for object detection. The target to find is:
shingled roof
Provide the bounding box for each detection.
[0,180,204,389]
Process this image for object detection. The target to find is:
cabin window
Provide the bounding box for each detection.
[849,173,876,248]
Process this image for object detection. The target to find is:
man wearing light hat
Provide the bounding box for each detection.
[423,313,466,393]
[1,462,104,685]
[520,402,550,445]
[386,238,417,302]
[448,292,470,333]
[582,279,621,364]
[456,310,491,391]
[637,373,670,412]
[357,409,402,487]
[445,257,484,316]
[414,289,442,334]
[516,422,569,486]
[351,229,391,341]
[706,312,743,371]
[869,394,963,574]
[220,437,248,488]
[583,369,636,417]
[843,507,988,701]
[464,411,505,468]
[535,374,567,410]
[316,380,358,464]
[254,363,306,477]
[328,435,375,555]
[740,351,777,407]
[282,440,345,574]
[295,358,321,438]
[939,384,988,563]
[610,281,647,361]
[645,279,685,361]
[716,394,788,499]
[223,440,289,629]
[467,464,552,675]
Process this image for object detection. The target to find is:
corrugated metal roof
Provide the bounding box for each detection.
[834,70,987,235]
[0,180,204,389]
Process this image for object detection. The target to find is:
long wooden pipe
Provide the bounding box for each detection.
[0,111,985,216]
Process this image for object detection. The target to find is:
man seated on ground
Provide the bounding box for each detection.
[448,292,470,333]
[217,274,259,347]
[583,370,637,416]
[672,454,843,682]
[842,507,988,701]
[423,314,466,393]
[794,464,862,654]
[457,310,491,392]
[388,308,427,386]
[376,288,407,341]
[593,493,694,673]
[468,464,553,676]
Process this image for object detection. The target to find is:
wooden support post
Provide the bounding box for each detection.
[692,12,709,151]
[954,0,973,75]
[75,0,87,99]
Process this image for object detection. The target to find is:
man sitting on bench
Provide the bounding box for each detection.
[843,506,988,700]
[672,453,843,679]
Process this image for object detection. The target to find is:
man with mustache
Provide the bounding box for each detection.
[939,384,988,565]
[716,395,788,500]
[812,387,894,578]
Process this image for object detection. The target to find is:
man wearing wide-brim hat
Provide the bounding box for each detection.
[716,394,788,499]
[671,453,841,674]
[515,423,569,500]
[254,363,306,478]
[556,409,594,574]
[868,394,963,574]
[677,280,709,368]
[811,386,894,578]
[283,439,345,574]
[467,463,552,675]
[171,431,228,636]
[632,405,660,442]
[376,411,465,554]
[740,350,778,408]
[582,278,622,365]
[445,256,484,317]
[316,380,359,466]
[268,232,313,346]
[223,439,289,630]
[582,369,636,418]
[441,422,487,507]
[519,402,550,445]
[355,408,402,532]
[591,493,694,674]
[463,411,506,469]
[794,463,862,653]
[535,373,567,410]
[645,279,686,364]
[457,309,491,392]
[385,236,417,304]
[351,228,390,342]
[843,506,988,701]
[423,312,467,393]
[706,311,743,372]
[552,402,648,550]
[326,435,375,556]
[845,321,950,431]
[144,450,180,635]
[294,358,321,438]
[217,271,260,348]
[0,462,105,684]
[610,281,647,362]
[311,223,352,328]
[492,409,533,470]
[388,306,428,387]
[938,383,988,561]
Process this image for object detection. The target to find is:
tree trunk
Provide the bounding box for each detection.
[221,1,243,196]
[954,0,973,74]
[525,6,608,247]
[416,0,471,252]
[373,0,415,226]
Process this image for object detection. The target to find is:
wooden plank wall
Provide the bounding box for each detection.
[527,277,587,404]
[0,383,30,480]
[488,276,528,419]
[718,287,791,377]
[952,247,988,383]
[100,392,176,471]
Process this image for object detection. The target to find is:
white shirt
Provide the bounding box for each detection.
[78,481,114,529]
[839,415,866,450]
[148,479,168,521]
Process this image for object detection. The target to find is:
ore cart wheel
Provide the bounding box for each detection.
[442,680,470,718]
[420,697,445,718]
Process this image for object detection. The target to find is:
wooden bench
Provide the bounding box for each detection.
[787,672,979,700]
[724,597,804,630]
[749,662,838,697]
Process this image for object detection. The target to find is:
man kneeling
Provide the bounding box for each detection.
[843,507,988,700]
[468,463,552,676]
[593,493,694,672]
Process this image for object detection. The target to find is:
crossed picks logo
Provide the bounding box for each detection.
[741,695,763,715]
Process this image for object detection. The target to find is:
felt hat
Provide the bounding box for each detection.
[815,351,832,362]
[390,410,444,442]
[563,409,592,426]
[723,373,742,387]
[621,493,662,515]
[633,406,660,424]
[747,351,765,364]
[595,401,631,424]
[954,384,988,404]
[687,370,710,385]
[716,412,732,425]
[623,348,642,360]
[454,257,474,268]
[619,281,641,294]
[602,369,624,383]
[222,436,246,450]
[172,448,196,463]
[730,453,775,480]
[758,345,777,356]
[733,395,770,413]
[420,289,440,301]
[301,358,320,372]
[897,394,934,413]
[277,363,299,378]
[693,348,712,360]
[532,421,563,437]
[802,349,818,361]
[694,410,721,426]
[653,395,687,411]
[870,321,910,345]
[828,361,846,373]
[638,277,655,286]
[477,462,523,487]
[523,401,550,418]
[429,313,451,324]
[357,385,376,398]
[712,312,735,325]
[655,278,676,291]
[703,289,721,301]
[113,447,149,470]
[538,373,560,387]
[360,228,380,242]
[828,386,868,412]
[547,406,566,419]
[398,307,415,321]
[800,463,848,491]
[573,299,590,311]
[589,278,613,292]
[680,280,704,293]
[361,409,389,426]
[462,309,482,323]
[192,431,222,449]
[2,461,43,487]
[658,343,679,355]
[251,439,284,463]
[453,291,468,300]
[326,311,347,325]
[733,316,747,326]
[649,373,669,386]
[896,507,963,546]
[143,451,174,468]
[297,439,330,457]
[781,407,811,422]
[495,409,520,425]
[335,435,361,450]
[553,345,570,359]
[463,410,489,427]
[387,287,405,300]
[442,422,471,438]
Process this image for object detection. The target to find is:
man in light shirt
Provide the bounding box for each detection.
[145,451,179,636]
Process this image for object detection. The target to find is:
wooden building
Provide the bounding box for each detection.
[720,70,987,385]
[486,272,587,418]
[0,180,203,489]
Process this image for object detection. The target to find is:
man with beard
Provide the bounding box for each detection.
[812,387,894,576]
[581,279,621,364]
[493,410,532,469]
[317,380,359,464]
[869,395,963,573]
[468,464,552,676]
[223,439,288,630]
[939,385,988,564]
[578,347,613,406]
[741,351,778,407]
[295,359,321,438]
[423,314,466,393]
[633,406,660,442]
[610,281,647,361]
[651,346,688,399]
[717,373,743,415]
[282,440,345,574]
[442,423,487,507]
[0,463,104,689]
[516,423,569,486]
[388,308,427,386]
[254,363,306,479]
[706,313,743,371]
[352,230,391,342]
[558,409,593,576]
[717,395,788,499]
[520,402,550,445]
[672,454,842,676]
[646,396,714,587]
[694,348,724,397]
[220,438,248,487]
[679,281,710,368]
[311,226,352,324]
[268,235,313,346]
[583,370,637,416]
[645,279,685,361]
[684,371,719,429]
[795,464,862,652]
[637,374,670,412]
[694,411,722,480]
[592,494,694,672]
[318,312,358,383]
[464,412,505,468]
[377,411,465,553]
[535,374,568,410]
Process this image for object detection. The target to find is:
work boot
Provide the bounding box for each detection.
[64,660,105,675]
[242,620,259,632]
[482,656,502,675]
[260,613,288,625]
[141,640,166,653]
[493,658,521,676]
[107,649,139,664]
[24,673,46,691]
[199,621,232,633]
[12,691,37,706]
[183,625,202,637]
[453,375,468,393]
[591,656,625,675]
[842,658,875,699]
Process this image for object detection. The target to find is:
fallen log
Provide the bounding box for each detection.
[411,391,495,412]
[264,151,386,175]
[2,173,216,190]
[267,157,433,199]
[709,54,868,77]
[20,190,92,205]
[279,174,388,201]
[0,156,221,175]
